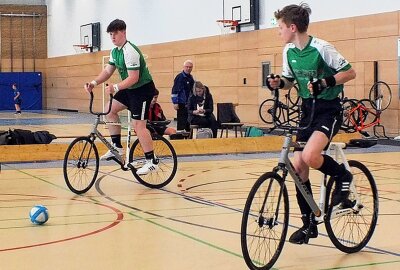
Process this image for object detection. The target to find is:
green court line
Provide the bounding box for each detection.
[127,211,277,270]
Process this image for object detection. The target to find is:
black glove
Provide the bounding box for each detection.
[310,78,326,97]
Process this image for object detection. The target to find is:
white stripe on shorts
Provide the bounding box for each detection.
[140,101,146,120]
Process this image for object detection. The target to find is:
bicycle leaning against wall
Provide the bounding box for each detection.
[63,92,178,194]
[240,81,379,270]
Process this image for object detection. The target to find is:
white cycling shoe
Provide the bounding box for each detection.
[100,145,123,160]
[137,159,159,175]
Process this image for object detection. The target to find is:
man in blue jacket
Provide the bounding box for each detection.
[171,60,194,131]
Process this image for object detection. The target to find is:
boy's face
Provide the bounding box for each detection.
[277,19,295,44]
[109,30,126,47]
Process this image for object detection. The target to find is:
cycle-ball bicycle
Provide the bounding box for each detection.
[241,87,379,270]
[341,81,392,137]
[63,92,178,194]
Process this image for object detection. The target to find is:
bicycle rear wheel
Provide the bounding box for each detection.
[369,81,391,111]
[129,135,177,188]
[325,160,378,253]
[63,136,99,194]
[241,172,289,270]
[341,99,358,133]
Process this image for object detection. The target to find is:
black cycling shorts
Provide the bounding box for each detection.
[295,98,342,150]
[114,81,156,120]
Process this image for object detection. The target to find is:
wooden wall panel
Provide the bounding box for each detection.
[42,11,400,134]
[355,12,398,38]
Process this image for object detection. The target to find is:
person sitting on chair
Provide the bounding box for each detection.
[148,89,177,137]
[187,81,218,138]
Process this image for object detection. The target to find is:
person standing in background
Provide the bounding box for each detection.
[171,60,194,131]
[12,83,22,115]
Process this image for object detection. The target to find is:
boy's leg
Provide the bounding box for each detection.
[100,100,126,160]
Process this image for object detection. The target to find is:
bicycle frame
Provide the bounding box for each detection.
[275,132,360,223]
[88,91,133,170]
[348,102,380,132]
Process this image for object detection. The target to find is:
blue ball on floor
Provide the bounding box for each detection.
[29,205,49,225]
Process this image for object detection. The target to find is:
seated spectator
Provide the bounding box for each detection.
[148,89,177,136]
[187,81,218,138]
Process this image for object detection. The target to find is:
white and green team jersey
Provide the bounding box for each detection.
[282,36,351,100]
[109,41,153,89]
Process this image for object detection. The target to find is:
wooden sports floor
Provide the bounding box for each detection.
[1,111,400,270]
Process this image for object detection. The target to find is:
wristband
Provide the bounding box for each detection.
[90,80,98,86]
[324,75,336,87]
[113,84,120,93]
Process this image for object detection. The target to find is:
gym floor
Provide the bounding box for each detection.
[0,110,399,269]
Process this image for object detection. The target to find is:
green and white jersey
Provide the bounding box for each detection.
[109,41,153,89]
[282,36,351,100]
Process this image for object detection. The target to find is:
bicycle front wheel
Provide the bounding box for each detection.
[129,135,177,188]
[259,99,282,125]
[241,172,289,270]
[63,136,99,194]
[325,160,378,253]
[369,81,391,111]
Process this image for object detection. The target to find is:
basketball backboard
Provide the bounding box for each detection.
[80,22,101,52]
[223,0,254,25]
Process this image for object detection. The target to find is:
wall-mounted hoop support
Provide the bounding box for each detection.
[216,19,239,34]
[73,44,92,54]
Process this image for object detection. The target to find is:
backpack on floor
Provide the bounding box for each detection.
[0,130,12,145]
[33,131,57,144]
[245,126,264,137]
[196,128,213,139]
[11,129,37,144]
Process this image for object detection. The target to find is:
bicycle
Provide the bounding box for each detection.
[241,86,379,270]
[63,92,178,194]
[259,84,301,128]
[341,81,392,137]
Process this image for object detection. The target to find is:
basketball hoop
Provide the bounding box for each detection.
[73,44,91,54]
[216,19,239,35]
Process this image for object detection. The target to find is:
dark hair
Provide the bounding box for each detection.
[107,19,126,33]
[274,3,311,33]
[154,89,159,96]
[12,83,17,87]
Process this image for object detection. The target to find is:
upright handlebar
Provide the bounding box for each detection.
[89,90,113,116]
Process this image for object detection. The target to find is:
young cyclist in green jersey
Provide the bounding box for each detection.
[84,19,158,175]
[266,3,356,245]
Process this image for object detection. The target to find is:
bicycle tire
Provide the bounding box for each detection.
[325,160,378,253]
[341,99,358,133]
[369,81,391,111]
[241,172,289,270]
[129,135,177,188]
[63,136,99,194]
[259,99,282,125]
[288,84,300,108]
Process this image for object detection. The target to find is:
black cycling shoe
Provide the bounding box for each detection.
[289,216,318,245]
[331,166,353,207]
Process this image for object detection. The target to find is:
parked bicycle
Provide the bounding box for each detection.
[63,92,178,194]
[259,84,301,128]
[241,86,378,270]
[341,81,392,137]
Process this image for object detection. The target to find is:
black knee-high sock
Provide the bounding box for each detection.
[144,150,158,163]
[318,155,347,178]
[111,134,122,148]
[296,180,313,217]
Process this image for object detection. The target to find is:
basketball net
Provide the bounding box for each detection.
[73,44,90,54]
[217,20,238,35]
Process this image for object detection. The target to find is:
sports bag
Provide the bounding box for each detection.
[245,126,264,137]
[196,128,213,139]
